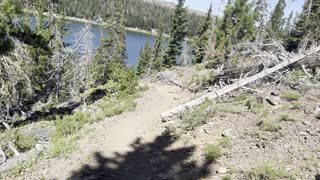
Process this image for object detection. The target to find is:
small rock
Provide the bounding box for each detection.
[302,121,313,126]
[199,128,208,134]
[314,104,320,119]
[222,129,233,138]
[217,167,228,174]
[35,144,46,152]
[270,89,281,96]
[299,131,309,136]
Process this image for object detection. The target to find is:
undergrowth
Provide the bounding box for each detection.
[50,92,138,157]
[247,165,297,180]
[204,144,223,162]
[179,99,215,130]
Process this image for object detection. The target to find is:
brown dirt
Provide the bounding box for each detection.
[11,82,214,180]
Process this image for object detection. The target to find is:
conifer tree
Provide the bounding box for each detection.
[215,0,256,56]
[137,43,153,76]
[287,0,320,51]
[192,3,213,64]
[91,0,127,85]
[151,27,165,71]
[163,0,188,67]
[284,11,294,35]
[269,0,286,38]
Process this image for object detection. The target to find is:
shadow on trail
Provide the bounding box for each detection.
[69,131,213,180]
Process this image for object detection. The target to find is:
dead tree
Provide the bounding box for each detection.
[161,47,320,121]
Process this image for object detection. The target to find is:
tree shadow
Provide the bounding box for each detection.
[69,131,213,180]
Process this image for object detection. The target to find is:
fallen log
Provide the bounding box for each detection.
[161,48,320,121]
[217,52,320,80]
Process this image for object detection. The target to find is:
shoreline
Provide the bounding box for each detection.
[47,13,159,36]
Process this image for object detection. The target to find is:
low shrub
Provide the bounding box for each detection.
[222,175,232,180]
[180,99,214,130]
[14,133,37,152]
[259,119,281,132]
[247,165,295,180]
[204,144,223,162]
[219,137,231,148]
[281,91,301,101]
[280,114,290,121]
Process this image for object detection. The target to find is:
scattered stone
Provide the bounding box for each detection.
[314,104,320,119]
[34,126,56,142]
[302,121,313,126]
[270,89,281,96]
[256,143,266,149]
[222,129,233,138]
[35,144,46,152]
[299,131,309,136]
[217,167,228,174]
[199,128,208,134]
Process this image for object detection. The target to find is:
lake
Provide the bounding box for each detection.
[64,20,156,66]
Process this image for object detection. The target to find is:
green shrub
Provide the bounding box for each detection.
[204,144,223,162]
[180,100,214,130]
[281,91,301,101]
[236,93,249,102]
[50,92,138,157]
[259,119,281,132]
[53,112,90,138]
[247,165,288,180]
[280,114,290,121]
[0,130,37,154]
[219,137,231,148]
[287,70,305,82]
[222,175,232,180]
[14,133,37,152]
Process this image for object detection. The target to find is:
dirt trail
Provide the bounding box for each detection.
[18,82,194,179]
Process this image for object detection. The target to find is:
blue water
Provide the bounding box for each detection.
[64,21,156,66]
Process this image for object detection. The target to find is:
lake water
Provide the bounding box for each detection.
[64,21,156,66]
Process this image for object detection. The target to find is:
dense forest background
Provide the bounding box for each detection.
[56,0,203,36]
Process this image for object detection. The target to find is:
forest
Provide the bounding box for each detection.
[56,0,203,36]
[0,0,320,178]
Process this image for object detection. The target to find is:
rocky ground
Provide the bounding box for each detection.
[1,66,320,180]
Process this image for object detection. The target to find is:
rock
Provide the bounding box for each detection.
[217,167,228,174]
[302,121,313,126]
[270,89,281,96]
[299,131,309,136]
[314,104,320,119]
[222,129,233,138]
[199,128,208,134]
[34,126,56,142]
[265,96,279,106]
[35,144,46,152]
[305,89,320,99]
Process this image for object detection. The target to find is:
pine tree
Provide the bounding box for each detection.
[215,0,256,56]
[163,0,188,67]
[137,43,153,76]
[91,0,127,85]
[287,0,320,51]
[192,3,213,64]
[151,27,165,71]
[269,0,286,38]
[284,11,294,35]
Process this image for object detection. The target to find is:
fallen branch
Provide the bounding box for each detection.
[217,52,320,80]
[161,48,320,121]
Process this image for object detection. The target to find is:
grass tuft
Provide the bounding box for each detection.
[180,99,215,130]
[281,91,301,101]
[204,144,223,162]
[259,119,281,132]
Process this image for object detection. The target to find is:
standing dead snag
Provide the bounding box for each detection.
[161,47,320,121]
